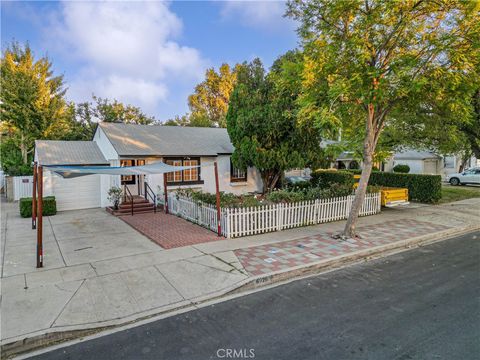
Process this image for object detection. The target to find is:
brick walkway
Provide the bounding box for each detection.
[119,212,225,249]
[235,219,451,276]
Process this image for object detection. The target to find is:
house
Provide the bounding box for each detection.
[34,123,263,211]
[384,150,479,178]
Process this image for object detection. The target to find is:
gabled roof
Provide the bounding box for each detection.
[394,149,441,160]
[99,122,234,156]
[35,140,108,166]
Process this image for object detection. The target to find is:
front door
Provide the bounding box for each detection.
[120,159,145,197]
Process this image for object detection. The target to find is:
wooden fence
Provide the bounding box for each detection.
[168,192,381,238]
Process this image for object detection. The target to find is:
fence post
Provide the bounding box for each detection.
[36,166,43,268]
[214,162,222,236]
[32,162,37,229]
[276,203,283,231]
[163,175,169,214]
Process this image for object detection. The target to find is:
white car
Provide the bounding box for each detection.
[447,167,480,186]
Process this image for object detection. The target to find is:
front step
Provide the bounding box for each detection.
[106,196,157,216]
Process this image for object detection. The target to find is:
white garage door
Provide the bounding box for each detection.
[52,174,101,211]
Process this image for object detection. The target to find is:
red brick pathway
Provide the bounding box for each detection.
[235,219,451,276]
[119,212,225,249]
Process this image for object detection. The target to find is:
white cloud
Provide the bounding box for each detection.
[220,1,294,32]
[48,1,207,115]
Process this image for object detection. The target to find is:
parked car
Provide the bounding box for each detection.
[285,175,310,185]
[446,167,480,186]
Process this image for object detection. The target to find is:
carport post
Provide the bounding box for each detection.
[36,165,43,268]
[214,162,222,236]
[32,162,37,229]
[163,174,169,214]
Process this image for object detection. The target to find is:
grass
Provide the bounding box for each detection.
[439,184,480,204]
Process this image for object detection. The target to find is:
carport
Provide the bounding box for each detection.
[31,161,223,268]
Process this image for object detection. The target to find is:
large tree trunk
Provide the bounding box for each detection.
[20,133,28,165]
[342,106,377,238]
[261,170,281,194]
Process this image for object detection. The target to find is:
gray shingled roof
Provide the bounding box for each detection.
[394,150,441,160]
[35,140,108,165]
[99,123,234,156]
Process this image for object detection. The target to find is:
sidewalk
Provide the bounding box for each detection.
[1,198,479,355]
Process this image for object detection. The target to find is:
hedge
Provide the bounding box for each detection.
[346,171,441,203]
[311,170,354,189]
[19,196,57,218]
[393,164,410,173]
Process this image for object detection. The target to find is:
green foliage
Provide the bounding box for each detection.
[1,42,71,169]
[286,0,478,234]
[107,186,123,209]
[267,183,353,203]
[0,137,32,175]
[227,55,322,193]
[175,188,262,208]
[311,170,354,189]
[365,172,441,203]
[393,164,410,173]
[266,189,305,203]
[19,196,56,218]
[188,64,241,128]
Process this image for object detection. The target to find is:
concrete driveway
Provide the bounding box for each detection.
[1,201,161,278]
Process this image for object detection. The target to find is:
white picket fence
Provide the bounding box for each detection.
[168,194,225,234]
[168,192,381,238]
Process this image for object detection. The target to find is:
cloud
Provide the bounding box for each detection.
[220,1,295,32]
[48,1,207,115]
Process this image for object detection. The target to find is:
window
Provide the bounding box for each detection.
[120,160,135,185]
[230,160,247,182]
[444,156,455,169]
[165,158,201,184]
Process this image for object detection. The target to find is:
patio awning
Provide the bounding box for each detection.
[44,161,201,179]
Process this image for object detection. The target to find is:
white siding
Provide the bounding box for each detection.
[93,126,119,161]
[43,170,101,211]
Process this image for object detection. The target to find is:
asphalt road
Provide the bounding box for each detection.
[28,231,480,360]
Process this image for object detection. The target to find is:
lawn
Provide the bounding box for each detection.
[439,185,480,204]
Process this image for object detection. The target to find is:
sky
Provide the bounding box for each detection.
[1,1,299,121]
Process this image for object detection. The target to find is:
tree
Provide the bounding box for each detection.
[287,0,479,237]
[0,42,70,170]
[93,95,156,125]
[227,56,322,193]
[188,63,241,127]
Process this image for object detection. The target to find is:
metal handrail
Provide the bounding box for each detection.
[144,181,157,213]
[123,185,134,216]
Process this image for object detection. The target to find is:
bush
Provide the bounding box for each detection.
[393,164,410,173]
[267,183,354,203]
[266,189,305,203]
[364,172,441,203]
[175,188,261,208]
[311,170,354,189]
[19,196,57,218]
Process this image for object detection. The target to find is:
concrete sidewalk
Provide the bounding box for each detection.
[1,198,479,355]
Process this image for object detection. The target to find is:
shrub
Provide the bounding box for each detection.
[284,180,312,191]
[311,170,354,189]
[365,172,441,203]
[175,188,261,208]
[107,186,123,209]
[266,189,305,203]
[20,196,57,218]
[393,164,410,173]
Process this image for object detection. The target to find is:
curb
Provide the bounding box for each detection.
[2,224,479,358]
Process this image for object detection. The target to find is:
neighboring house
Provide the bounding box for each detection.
[35,123,263,211]
[385,150,479,178]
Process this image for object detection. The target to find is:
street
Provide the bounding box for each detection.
[27,231,480,360]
